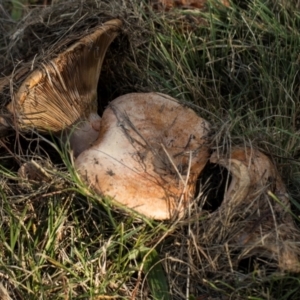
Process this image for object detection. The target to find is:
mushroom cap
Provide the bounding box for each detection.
[210,148,289,206]
[75,92,211,220]
[7,19,122,134]
[210,147,300,272]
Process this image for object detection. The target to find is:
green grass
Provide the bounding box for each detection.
[1,0,300,299]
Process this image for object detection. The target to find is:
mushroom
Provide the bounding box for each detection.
[210,147,300,272]
[75,92,211,220]
[6,19,122,157]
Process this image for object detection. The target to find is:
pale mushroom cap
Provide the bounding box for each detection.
[75,92,211,219]
[6,19,122,155]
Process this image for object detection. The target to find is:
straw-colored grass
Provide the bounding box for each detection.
[0,0,300,299]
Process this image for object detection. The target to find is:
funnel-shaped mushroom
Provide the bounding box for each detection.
[210,147,300,272]
[7,19,122,156]
[75,92,211,220]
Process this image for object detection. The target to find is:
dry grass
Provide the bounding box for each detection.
[0,0,300,299]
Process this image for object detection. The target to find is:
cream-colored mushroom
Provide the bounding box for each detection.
[6,19,122,157]
[75,92,211,220]
[210,147,300,272]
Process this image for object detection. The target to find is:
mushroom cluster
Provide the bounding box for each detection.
[2,16,300,273]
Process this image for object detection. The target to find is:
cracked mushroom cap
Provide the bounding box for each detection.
[210,147,300,272]
[75,92,211,220]
[7,19,122,156]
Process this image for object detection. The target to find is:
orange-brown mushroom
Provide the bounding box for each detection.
[6,19,122,157]
[75,92,211,220]
[210,147,300,272]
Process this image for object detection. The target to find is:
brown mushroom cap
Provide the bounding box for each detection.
[7,19,122,156]
[210,147,300,272]
[210,148,289,208]
[75,92,211,220]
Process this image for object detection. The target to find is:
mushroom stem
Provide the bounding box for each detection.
[65,112,102,157]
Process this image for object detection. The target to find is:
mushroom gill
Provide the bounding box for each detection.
[7,19,122,157]
[75,92,211,220]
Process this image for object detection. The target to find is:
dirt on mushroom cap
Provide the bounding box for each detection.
[75,92,211,220]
